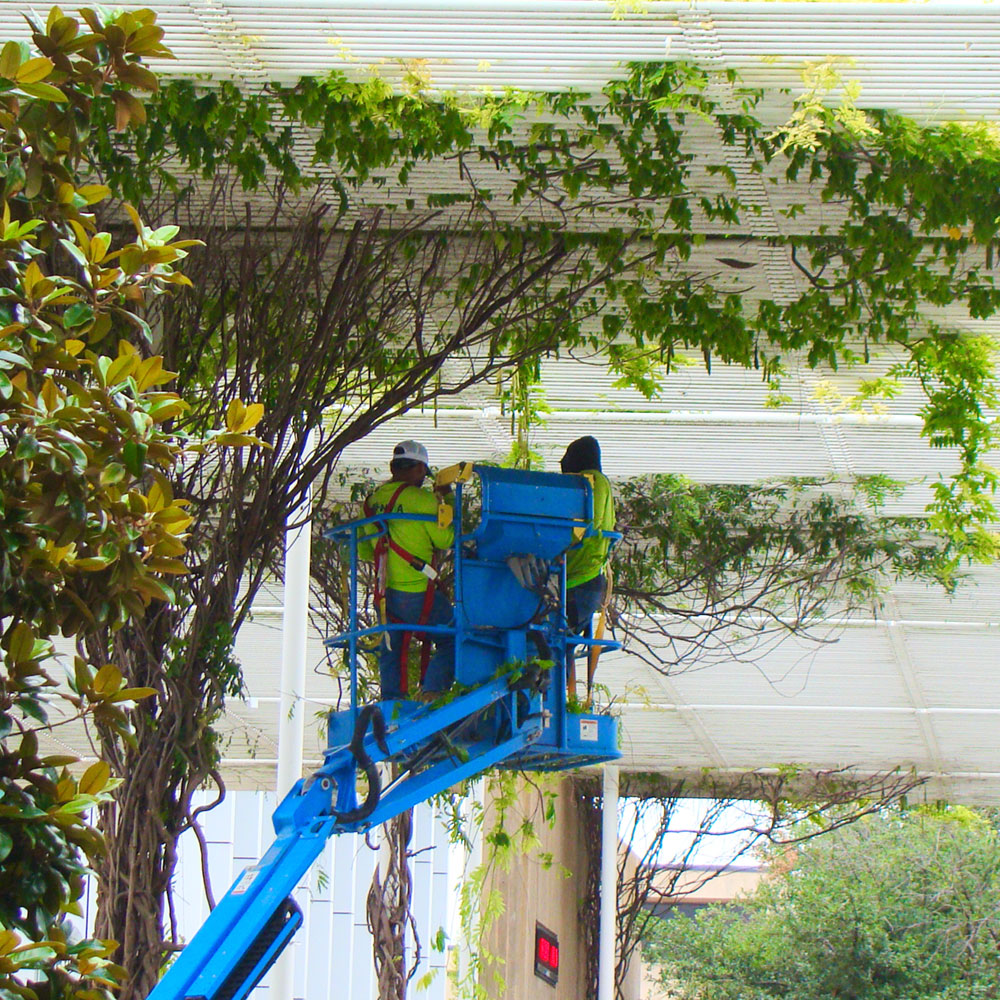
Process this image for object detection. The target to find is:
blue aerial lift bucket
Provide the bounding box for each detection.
[146,462,620,1000]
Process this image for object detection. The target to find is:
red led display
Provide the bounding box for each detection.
[534,923,559,986]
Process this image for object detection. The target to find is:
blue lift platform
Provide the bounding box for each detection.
[147,463,620,1000]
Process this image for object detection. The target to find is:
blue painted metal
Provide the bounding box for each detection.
[147,464,620,1000]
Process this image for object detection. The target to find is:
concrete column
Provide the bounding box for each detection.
[598,764,619,1000]
[272,430,316,1000]
[276,432,316,799]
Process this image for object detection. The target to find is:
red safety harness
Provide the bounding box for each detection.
[363,483,439,695]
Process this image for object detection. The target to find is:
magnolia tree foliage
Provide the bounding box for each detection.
[0,9,251,999]
[642,806,1000,1000]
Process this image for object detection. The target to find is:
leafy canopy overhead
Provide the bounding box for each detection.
[64,30,1000,995]
[92,59,1000,561]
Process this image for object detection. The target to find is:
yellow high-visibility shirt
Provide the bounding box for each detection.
[359,480,454,592]
[566,470,615,589]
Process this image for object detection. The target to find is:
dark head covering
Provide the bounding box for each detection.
[561,435,602,474]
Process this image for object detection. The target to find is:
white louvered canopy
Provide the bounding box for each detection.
[17,0,1000,805]
[8,0,999,119]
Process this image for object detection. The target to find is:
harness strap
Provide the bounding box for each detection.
[585,566,613,708]
[364,483,410,647]
[387,538,439,580]
[417,558,438,681]
[365,481,438,694]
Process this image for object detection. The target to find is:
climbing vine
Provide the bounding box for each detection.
[442,771,562,1000]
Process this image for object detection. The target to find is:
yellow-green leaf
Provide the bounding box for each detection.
[160,272,193,287]
[225,398,246,432]
[153,508,194,533]
[237,402,264,432]
[46,6,64,33]
[0,929,21,957]
[22,260,43,297]
[79,760,110,796]
[108,686,157,703]
[123,203,143,233]
[146,475,171,511]
[136,355,176,391]
[145,557,189,575]
[68,556,110,571]
[8,622,35,664]
[14,57,54,84]
[141,246,178,265]
[0,41,22,80]
[49,14,78,47]
[77,184,111,206]
[41,754,79,767]
[18,80,66,102]
[127,23,166,53]
[131,575,174,603]
[93,664,122,697]
[151,536,186,558]
[105,352,137,387]
[214,431,260,447]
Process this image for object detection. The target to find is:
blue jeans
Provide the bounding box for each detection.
[566,573,607,668]
[379,587,455,699]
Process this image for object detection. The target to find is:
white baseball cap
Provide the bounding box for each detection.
[392,439,429,467]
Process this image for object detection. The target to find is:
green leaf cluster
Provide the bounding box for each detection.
[643,807,1000,1000]
[0,731,126,999]
[616,474,955,598]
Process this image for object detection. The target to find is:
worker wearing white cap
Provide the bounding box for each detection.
[359,440,455,700]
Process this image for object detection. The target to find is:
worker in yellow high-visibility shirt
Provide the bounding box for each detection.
[359,440,454,700]
[560,435,615,695]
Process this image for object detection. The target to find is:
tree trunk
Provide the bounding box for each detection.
[367,809,416,1000]
[95,729,182,999]
[92,606,231,1000]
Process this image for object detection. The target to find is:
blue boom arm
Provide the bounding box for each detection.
[147,463,620,1000]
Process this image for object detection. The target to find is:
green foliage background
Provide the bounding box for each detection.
[643,807,1000,1000]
